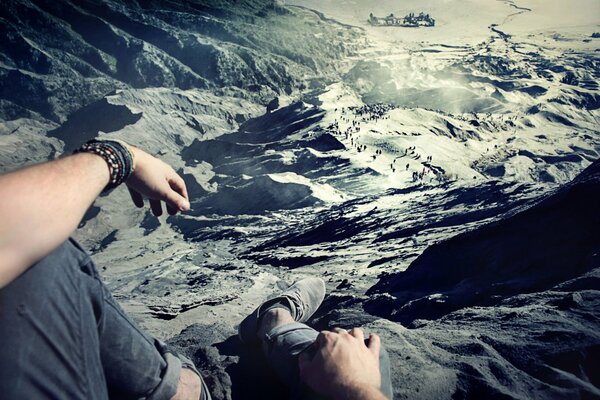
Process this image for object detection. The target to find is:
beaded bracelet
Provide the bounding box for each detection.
[75,139,136,192]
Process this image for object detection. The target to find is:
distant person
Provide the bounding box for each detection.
[0,140,392,400]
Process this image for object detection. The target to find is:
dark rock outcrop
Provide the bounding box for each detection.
[366,160,600,324]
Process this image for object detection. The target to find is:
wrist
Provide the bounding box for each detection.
[112,140,137,173]
[74,139,135,192]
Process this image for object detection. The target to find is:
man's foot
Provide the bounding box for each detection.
[238,277,326,345]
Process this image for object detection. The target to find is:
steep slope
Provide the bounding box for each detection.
[0,0,361,122]
[345,160,600,399]
[366,160,600,324]
[165,162,599,400]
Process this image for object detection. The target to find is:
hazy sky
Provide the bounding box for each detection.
[286,0,600,44]
[287,0,600,26]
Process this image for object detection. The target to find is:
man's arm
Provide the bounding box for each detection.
[0,145,189,289]
[299,328,388,400]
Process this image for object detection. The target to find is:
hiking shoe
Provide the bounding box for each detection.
[238,277,326,345]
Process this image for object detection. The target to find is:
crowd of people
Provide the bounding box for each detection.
[322,104,446,184]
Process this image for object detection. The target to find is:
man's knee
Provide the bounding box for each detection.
[0,239,108,399]
[0,239,104,322]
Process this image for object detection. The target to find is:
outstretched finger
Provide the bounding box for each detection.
[163,187,190,212]
[150,199,163,216]
[169,175,189,201]
[349,327,365,343]
[367,333,381,357]
[128,187,144,208]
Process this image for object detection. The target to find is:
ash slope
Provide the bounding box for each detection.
[169,160,600,400]
[359,161,600,399]
[0,0,360,123]
[367,160,600,325]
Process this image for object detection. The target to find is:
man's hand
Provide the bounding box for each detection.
[298,328,386,400]
[126,146,190,216]
[0,143,191,288]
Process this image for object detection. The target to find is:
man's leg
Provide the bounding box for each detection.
[239,278,393,400]
[259,308,394,400]
[258,309,320,399]
[0,239,205,400]
[0,239,109,399]
[66,240,208,399]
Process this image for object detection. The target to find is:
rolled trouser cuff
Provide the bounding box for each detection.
[264,322,319,356]
[146,352,181,400]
